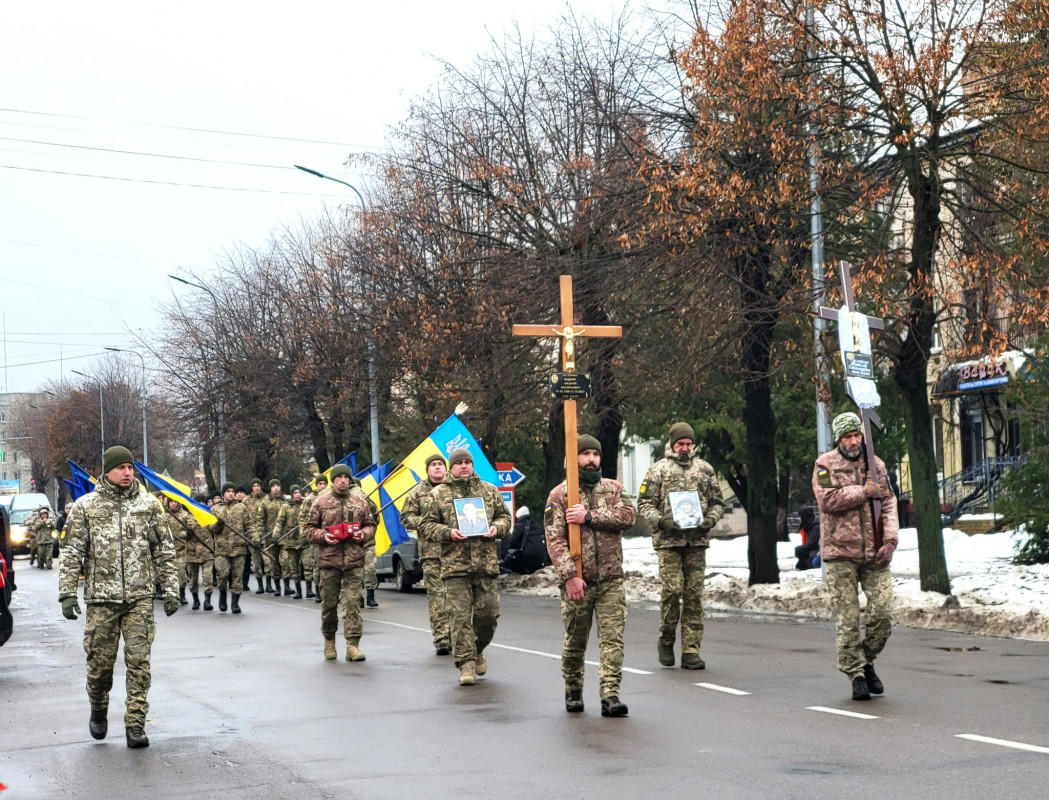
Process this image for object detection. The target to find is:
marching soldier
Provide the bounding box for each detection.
[29,508,59,569]
[258,479,286,595]
[243,478,267,593]
[181,495,216,610]
[208,483,251,614]
[160,495,189,605]
[299,475,328,602]
[274,485,305,599]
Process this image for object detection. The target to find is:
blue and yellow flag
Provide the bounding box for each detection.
[67,459,97,500]
[308,451,358,492]
[135,460,218,526]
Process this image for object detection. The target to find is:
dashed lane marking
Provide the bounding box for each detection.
[806,706,880,720]
[956,734,1049,755]
[695,682,751,696]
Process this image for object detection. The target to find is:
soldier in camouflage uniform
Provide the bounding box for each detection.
[58,445,179,749]
[362,539,379,608]
[179,495,215,609]
[208,482,251,614]
[243,478,267,593]
[29,508,58,569]
[274,484,305,599]
[160,496,189,605]
[546,435,636,717]
[258,479,286,595]
[304,464,377,662]
[420,449,511,687]
[638,422,726,670]
[299,475,328,602]
[399,453,450,655]
[813,411,899,701]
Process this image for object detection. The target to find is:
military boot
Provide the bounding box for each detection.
[475,652,487,676]
[657,639,675,667]
[273,578,282,596]
[89,708,108,740]
[191,592,200,610]
[565,689,584,713]
[203,591,213,611]
[264,576,273,594]
[324,639,337,660]
[231,593,241,614]
[864,663,884,695]
[255,575,266,594]
[601,696,629,717]
[219,589,228,612]
[293,580,303,600]
[459,662,476,686]
[852,675,872,701]
[346,643,366,662]
[126,726,149,749]
[366,589,378,608]
[305,580,315,598]
[284,578,295,596]
[179,586,188,605]
[359,594,365,608]
[680,653,706,670]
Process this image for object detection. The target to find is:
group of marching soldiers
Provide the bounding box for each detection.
[159,474,379,615]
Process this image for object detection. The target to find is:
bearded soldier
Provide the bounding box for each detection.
[813,411,899,701]
[274,484,305,599]
[258,479,286,595]
[638,422,726,670]
[546,435,636,717]
[420,449,511,687]
[399,454,450,655]
[304,464,377,662]
[58,446,179,749]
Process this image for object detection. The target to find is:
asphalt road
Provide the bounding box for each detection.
[4,557,1049,800]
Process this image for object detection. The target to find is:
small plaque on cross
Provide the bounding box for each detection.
[549,372,592,399]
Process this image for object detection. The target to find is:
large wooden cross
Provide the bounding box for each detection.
[818,261,887,535]
[513,275,622,578]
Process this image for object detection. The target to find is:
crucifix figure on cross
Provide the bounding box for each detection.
[819,261,888,535]
[513,275,622,578]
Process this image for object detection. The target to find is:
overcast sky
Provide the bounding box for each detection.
[0,0,623,394]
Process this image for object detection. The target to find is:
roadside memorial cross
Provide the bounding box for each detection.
[512,274,622,578]
[818,261,887,532]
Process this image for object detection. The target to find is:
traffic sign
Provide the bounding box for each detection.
[495,462,525,488]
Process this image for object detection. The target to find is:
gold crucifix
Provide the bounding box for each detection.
[512,275,622,578]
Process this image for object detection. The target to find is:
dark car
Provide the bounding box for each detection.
[374,534,423,592]
[1,506,14,646]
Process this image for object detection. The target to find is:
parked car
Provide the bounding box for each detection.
[375,533,423,592]
[7,493,56,556]
[1,505,14,646]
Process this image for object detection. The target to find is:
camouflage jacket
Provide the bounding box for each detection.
[638,443,727,549]
[27,516,58,547]
[208,499,251,558]
[304,484,377,570]
[242,494,264,539]
[161,511,187,559]
[298,492,318,541]
[258,495,284,543]
[812,448,899,564]
[420,474,511,579]
[399,480,443,561]
[274,498,304,549]
[545,477,636,585]
[170,507,213,562]
[58,478,178,604]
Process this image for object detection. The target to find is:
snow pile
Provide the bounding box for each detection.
[499,523,1049,641]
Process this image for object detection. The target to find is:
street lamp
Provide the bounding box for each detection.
[106,347,148,465]
[71,370,105,467]
[294,164,381,462]
[168,274,227,485]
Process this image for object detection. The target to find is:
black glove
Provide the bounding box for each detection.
[61,597,81,620]
[658,517,681,532]
[163,596,179,617]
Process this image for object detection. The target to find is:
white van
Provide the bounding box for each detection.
[8,493,56,555]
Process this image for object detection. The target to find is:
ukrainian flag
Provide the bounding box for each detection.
[135,461,218,526]
[66,459,97,500]
[308,451,358,492]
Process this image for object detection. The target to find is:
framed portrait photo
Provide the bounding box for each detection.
[668,490,703,529]
[454,497,490,537]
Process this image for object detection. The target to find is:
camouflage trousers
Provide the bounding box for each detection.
[421,557,449,648]
[363,541,377,591]
[279,546,302,580]
[826,560,893,678]
[444,575,500,668]
[186,558,215,592]
[318,566,364,643]
[83,598,155,728]
[657,546,707,655]
[176,555,187,592]
[561,577,626,699]
[214,554,246,593]
[36,543,54,568]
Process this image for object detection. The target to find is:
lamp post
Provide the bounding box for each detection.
[71,370,105,467]
[294,164,381,462]
[168,275,227,485]
[106,347,148,465]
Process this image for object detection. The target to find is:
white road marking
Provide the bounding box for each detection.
[695,682,751,696]
[956,734,1049,755]
[806,706,880,720]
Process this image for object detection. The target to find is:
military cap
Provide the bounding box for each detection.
[289,484,301,494]
[448,448,472,465]
[668,422,695,446]
[577,434,602,455]
[103,445,134,473]
[268,478,281,488]
[221,481,236,493]
[330,464,352,479]
[426,453,448,468]
[833,412,863,444]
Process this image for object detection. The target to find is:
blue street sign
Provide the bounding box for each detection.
[497,467,525,487]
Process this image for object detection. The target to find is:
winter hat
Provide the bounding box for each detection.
[577,435,602,455]
[426,453,448,468]
[516,506,530,519]
[289,484,301,494]
[103,445,134,473]
[832,412,863,444]
[668,423,695,446]
[221,481,236,493]
[330,464,353,480]
[268,478,281,488]
[250,477,263,489]
[448,448,473,465]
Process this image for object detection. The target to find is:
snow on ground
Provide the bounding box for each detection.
[500,523,1049,641]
